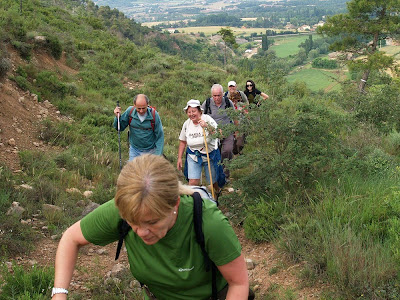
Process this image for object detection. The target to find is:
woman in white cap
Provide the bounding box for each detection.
[177,99,225,193]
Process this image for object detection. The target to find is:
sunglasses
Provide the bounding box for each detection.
[246,84,253,87]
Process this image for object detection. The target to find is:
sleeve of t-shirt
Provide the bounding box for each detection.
[80,199,121,246]
[255,89,261,95]
[179,119,189,141]
[202,202,242,266]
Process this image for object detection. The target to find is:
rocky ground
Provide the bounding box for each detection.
[0,48,328,299]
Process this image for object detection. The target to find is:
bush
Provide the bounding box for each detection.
[0,57,11,78]
[244,198,287,242]
[45,34,62,59]
[11,40,32,60]
[312,57,338,69]
[0,264,53,299]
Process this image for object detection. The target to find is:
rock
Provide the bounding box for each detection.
[96,248,108,255]
[245,258,255,270]
[6,201,25,216]
[28,259,38,265]
[19,183,33,190]
[8,138,16,146]
[51,235,59,240]
[81,201,100,216]
[76,200,86,207]
[227,187,235,193]
[34,35,47,43]
[66,187,81,194]
[42,203,62,213]
[15,128,22,133]
[83,190,93,198]
[33,142,40,147]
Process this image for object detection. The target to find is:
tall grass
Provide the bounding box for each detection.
[279,173,400,298]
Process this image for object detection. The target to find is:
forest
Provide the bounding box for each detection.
[1,0,400,299]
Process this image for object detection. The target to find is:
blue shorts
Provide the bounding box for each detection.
[129,145,156,161]
[186,154,216,184]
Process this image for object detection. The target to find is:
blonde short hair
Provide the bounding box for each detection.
[115,154,179,224]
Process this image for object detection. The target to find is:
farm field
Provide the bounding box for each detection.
[269,34,319,58]
[381,45,400,60]
[287,65,346,92]
[141,24,280,37]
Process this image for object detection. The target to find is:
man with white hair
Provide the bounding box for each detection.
[202,84,235,178]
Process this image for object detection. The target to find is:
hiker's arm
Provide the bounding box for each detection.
[52,221,90,300]
[177,140,187,171]
[154,113,164,155]
[217,254,249,300]
[260,92,269,100]
[113,107,130,131]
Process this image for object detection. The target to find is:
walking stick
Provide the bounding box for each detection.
[202,127,215,200]
[116,101,122,171]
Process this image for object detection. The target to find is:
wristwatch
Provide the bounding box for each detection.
[51,287,69,297]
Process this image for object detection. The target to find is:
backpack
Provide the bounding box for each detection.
[204,96,231,115]
[128,106,156,131]
[115,191,219,300]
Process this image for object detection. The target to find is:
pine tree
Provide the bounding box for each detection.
[318,0,400,93]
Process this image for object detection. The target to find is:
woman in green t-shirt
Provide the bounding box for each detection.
[52,154,250,300]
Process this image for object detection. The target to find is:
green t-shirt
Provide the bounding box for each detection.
[80,196,241,300]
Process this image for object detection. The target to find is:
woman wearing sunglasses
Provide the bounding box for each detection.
[243,80,269,106]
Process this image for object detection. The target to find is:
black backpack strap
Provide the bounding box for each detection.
[193,192,218,300]
[115,219,131,260]
[224,96,231,108]
[205,98,211,115]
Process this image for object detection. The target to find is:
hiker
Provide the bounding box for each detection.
[243,79,269,105]
[51,154,250,300]
[177,99,225,193]
[225,81,249,106]
[202,84,235,178]
[113,94,164,160]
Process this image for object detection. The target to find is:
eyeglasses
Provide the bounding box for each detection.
[246,84,253,87]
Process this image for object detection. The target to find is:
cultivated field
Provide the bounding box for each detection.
[269,34,319,58]
[287,64,347,92]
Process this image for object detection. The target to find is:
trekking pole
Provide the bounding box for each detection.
[202,127,215,200]
[116,101,122,171]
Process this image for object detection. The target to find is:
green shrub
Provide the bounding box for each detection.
[45,34,62,59]
[0,57,11,78]
[244,198,287,242]
[11,40,32,60]
[11,75,31,91]
[0,264,53,300]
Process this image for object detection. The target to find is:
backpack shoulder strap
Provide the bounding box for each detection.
[205,98,211,115]
[192,192,218,300]
[224,91,228,97]
[149,106,156,131]
[128,106,135,126]
[224,96,231,109]
[115,219,131,260]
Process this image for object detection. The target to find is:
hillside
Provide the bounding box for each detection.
[0,43,330,299]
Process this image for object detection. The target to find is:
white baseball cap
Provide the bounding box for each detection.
[184,99,203,111]
[228,81,236,87]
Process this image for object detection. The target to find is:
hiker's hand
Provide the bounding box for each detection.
[114,106,121,117]
[199,120,207,128]
[177,158,182,171]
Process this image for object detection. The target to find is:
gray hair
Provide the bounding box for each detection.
[211,84,223,95]
[133,94,150,105]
